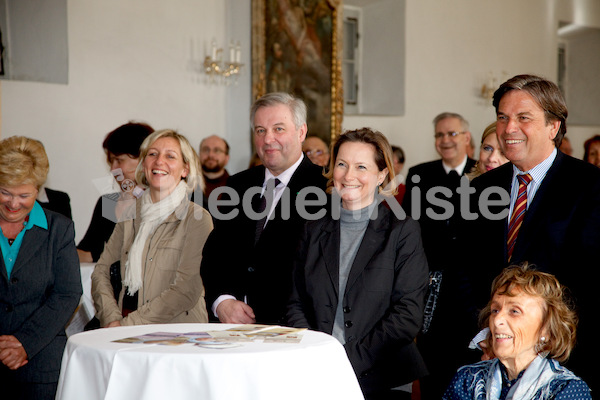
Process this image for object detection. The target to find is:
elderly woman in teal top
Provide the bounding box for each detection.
[0,136,82,400]
[443,264,591,400]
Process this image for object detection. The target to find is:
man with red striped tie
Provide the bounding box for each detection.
[467,74,600,391]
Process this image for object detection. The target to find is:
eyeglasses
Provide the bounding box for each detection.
[200,147,226,155]
[434,131,465,140]
[305,150,326,157]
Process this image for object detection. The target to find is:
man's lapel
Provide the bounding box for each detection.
[319,218,340,296]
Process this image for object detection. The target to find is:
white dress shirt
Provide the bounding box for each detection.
[212,153,305,317]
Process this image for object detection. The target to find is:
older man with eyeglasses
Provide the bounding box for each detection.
[402,112,478,400]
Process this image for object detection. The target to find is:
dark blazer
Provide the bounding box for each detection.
[201,156,327,324]
[0,209,82,384]
[287,203,429,394]
[402,158,476,271]
[469,151,600,388]
[38,187,72,219]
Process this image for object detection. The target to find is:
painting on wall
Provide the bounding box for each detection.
[252,0,343,145]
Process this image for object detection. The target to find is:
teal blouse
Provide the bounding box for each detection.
[0,201,48,278]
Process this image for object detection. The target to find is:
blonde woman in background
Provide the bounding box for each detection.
[467,122,509,180]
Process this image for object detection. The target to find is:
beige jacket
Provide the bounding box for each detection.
[92,199,212,326]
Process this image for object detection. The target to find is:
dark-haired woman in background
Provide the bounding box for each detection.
[77,121,154,262]
[583,134,600,168]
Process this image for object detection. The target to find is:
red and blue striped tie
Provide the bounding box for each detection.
[507,173,532,261]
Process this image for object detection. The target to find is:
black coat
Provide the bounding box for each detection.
[201,156,328,325]
[38,187,72,219]
[287,203,429,393]
[402,158,477,272]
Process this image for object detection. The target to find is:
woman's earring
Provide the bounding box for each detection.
[536,337,548,356]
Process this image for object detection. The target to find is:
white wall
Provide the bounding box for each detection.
[345,0,555,173]
[344,0,599,172]
[1,0,234,241]
[1,0,598,243]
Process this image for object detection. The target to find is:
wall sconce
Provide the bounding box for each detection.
[480,71,508,100]
[203,38,244,85]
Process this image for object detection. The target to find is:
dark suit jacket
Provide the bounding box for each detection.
[469,151,600,387]
[38,187,72,219]
[201,156,327,324]
[287,204,429,393]
[402,158,479,398]
[402,158,476,271]
[0,209,82,383]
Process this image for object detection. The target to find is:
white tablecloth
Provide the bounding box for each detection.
[56,323,364,400]
[65,263,96,336]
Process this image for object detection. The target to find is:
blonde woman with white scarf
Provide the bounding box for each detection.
[92,130,212,327]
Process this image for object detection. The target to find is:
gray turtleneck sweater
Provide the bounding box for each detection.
[331,204,372,344]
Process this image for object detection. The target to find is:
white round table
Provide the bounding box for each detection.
[56,323,364,400]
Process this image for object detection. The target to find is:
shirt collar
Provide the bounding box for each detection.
[25,201,49,231]
[512,147,557,184]
[442,155,468,175]
[263,153,304,188]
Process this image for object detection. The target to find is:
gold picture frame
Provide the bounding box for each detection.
[252,0,343,145]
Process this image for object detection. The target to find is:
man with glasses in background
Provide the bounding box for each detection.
[402,112,477,400]
[199,135,230,200]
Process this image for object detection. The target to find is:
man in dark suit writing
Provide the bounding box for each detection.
[201,92,327,325]
[469,74,600,390]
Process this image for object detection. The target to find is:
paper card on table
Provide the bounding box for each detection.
[226,324,306,338]
[177,332,213,342]
[245,327,306,339]
[263,333,304,343]
[112,331,211,345]
[225,324,272,334]
[206,331,253,342]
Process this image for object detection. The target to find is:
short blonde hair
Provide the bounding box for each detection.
[135,129,203,192]
[480,263,578,362]
[0,136,49,189]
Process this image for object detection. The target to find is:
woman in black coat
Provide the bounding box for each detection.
[288,128,429,399]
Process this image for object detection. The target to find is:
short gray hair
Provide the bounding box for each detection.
[250,92,307,130]
[433,112,470,132]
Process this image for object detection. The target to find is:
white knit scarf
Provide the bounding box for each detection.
[123,181,188,295]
